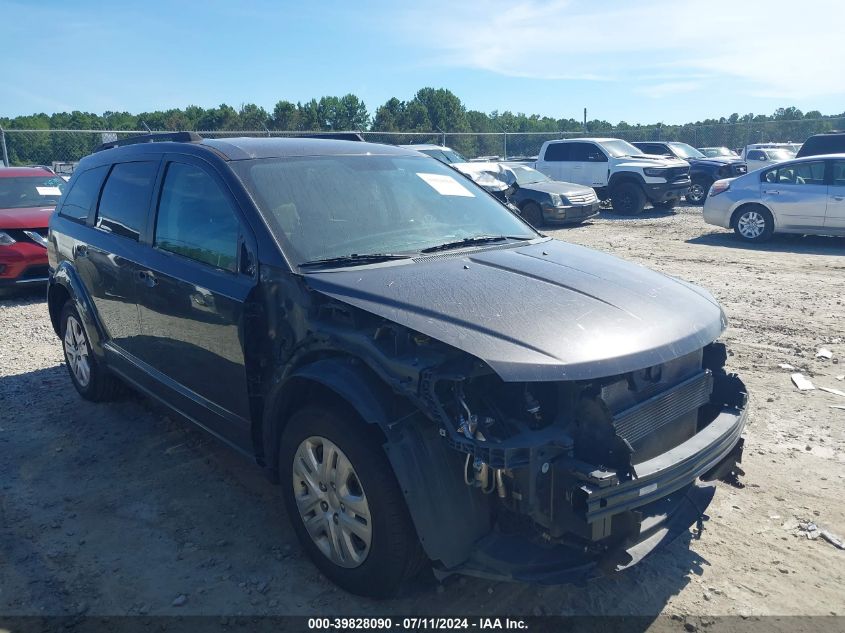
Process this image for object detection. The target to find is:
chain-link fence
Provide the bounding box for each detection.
[2,118,843,168]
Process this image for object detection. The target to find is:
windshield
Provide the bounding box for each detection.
[509,165,550,185]
[419,148,467,165]
[0,175,66,209]
[668,142,705,159]
[598,140,643,158]
[233,155,537,266]
[766,149,794,160]
[702,147,733,157]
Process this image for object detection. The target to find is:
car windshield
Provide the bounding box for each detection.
[0,175,66,209]
[598,140,643,158]
[419,148,467,165]
[766,149,794,160]
[702,147,733,157]
[668,142,705,159]
[509,165,550,185]
[233,155,537,266]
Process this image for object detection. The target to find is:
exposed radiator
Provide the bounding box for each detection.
[612,370,713,445]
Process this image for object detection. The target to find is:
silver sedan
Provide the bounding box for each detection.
[703,153,845,242]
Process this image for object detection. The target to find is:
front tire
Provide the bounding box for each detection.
[279,403,425,597]
[60,301,122,401]
[610,182,646,215]
[520,201,543,227]
[686,178,711,205]
[733,205,774,242]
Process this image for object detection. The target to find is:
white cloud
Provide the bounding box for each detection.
[399,0,845,99]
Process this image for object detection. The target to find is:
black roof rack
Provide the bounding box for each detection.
[93,131,204,153]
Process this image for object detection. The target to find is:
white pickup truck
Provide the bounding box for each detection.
[531,138,691,214]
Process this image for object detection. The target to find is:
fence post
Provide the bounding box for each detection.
[503,132,507,159]
[0,126,9,167]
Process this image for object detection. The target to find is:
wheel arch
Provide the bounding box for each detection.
[608,171,646,192]
[48,262,108,360]
[729,202,776,230]
[258,355,395,481]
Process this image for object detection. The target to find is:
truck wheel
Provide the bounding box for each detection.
[611,183,646,215]
[733,205,774,242]
[279,403,426,598]
[520,201,543,227]
[60,300,123,401]
[686,178,711,205]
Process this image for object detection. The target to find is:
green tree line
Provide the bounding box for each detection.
[2,88,843,164]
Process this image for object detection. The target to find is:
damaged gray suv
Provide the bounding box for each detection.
[47,134,747,597]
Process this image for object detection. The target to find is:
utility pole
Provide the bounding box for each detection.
[583,108,587,134]
[0,126,9,167]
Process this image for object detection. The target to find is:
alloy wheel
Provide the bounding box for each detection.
[737,211,766,239]
[688,183,706,203]
[64,315,91,387]
[292,436,372,568]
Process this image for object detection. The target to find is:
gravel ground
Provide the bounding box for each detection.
[1,205,844,620]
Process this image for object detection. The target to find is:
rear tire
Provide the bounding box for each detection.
[733,205,774,242]
[610,182,646,215]
[60,301,123,401]
[520,201,543,227]
[686,178,711,205]
[279,403,426,598]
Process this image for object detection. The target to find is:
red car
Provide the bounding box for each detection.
[0,167,66,295]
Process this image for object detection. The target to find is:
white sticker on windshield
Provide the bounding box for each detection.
[416,172,475,197]
[36,186,62,196]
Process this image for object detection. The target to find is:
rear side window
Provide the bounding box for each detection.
[543,143,569,161]
[154,162,240,272]
[747,150,765,161]
[96,161,158,240]
[59,166,108,221]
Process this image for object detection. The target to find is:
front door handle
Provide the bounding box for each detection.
[834,195,845,201]
[137,270,158,287]
[75,244,88,257]
[763,190,780,195]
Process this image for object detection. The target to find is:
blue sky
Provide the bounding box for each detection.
[3,0,844,124]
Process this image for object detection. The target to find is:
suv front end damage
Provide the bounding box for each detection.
[392,340,746,583]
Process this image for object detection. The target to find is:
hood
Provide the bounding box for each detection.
[304,240,726,382]
[520,181,595,197]
[0,206,54,229]
[689,156,745,168]
[617,155,689,169]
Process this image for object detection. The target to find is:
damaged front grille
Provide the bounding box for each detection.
[611,370,713,445]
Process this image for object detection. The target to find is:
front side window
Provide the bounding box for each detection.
[154,162,240,272]
[96,161,158,240]
[765,161,826,185]
[0,175,66,210]
[232,155,536,266]
[832,160,845,187]
[59,166,108,221]
[747,150,765,161]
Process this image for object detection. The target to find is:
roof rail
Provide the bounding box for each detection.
[93,131,204,153]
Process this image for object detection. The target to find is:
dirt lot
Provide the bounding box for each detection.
[1,206,844,620]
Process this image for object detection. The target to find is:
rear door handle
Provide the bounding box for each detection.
[834,196,845,201]
[137,270,158,287]
[763,190,780,195]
